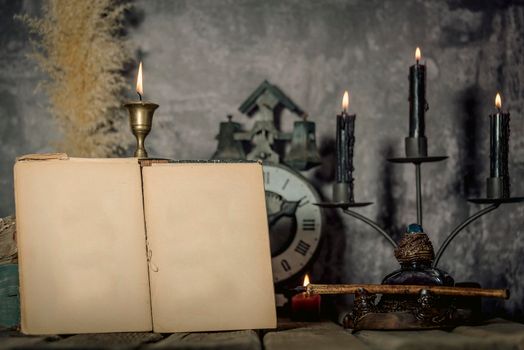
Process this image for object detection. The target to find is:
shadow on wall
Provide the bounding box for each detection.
[376,143,404,242]
[443,0,517,47]
[456,85,484,198]
[311,137,346,284]
[311,137,350,315]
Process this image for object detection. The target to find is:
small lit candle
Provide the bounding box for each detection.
[291,274,321,321]
[487,93,510,198]
[123,61,159,158]
[136,61,144,100]
[333,91,356,203]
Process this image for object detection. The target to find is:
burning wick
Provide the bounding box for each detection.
[342,91,349,113]
[415,47,421,65]
[495,92,502,112]
[136,61,144,102]
[303,274,311,296]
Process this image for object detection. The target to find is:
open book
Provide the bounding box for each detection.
[14,155,276,334]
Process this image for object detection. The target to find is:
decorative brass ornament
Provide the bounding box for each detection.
[124,102,159,158]
[394,233,435,264]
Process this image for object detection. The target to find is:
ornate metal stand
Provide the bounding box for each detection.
[316,142,524,330]
[124,101,159,158]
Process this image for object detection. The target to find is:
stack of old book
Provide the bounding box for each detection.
[0,215,19,329]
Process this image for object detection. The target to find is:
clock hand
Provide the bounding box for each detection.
[280,200,300,216]
[267,213,282,228]
[268,200,300,228]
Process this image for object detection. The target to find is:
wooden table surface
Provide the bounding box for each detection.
[1,318,523,350]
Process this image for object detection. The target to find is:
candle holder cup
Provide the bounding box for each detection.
[124,102,159,158]
[487,177,510,199]
[405,136,428,158]
[333,182,352,204]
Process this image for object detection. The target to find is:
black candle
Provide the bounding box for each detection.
[488,93,510,197]
[334,91,356,203]
[335,114,355,183]
[409,47,427,138]
[335,114,344,182]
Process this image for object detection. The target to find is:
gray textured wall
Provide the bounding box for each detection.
[1,0,524,318]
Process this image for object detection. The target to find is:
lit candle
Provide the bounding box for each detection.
[136,61,144,100]
[405,48,428,157]
[333,91,356,203]
[291,274,321,321]
[123,61,159,158]
[409,47,426,138]
[487,93,510,198]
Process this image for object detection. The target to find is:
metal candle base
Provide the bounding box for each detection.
[124,102,159,158]
[333,182,352,203]
[486,177,510,199]
[405,137,428,158]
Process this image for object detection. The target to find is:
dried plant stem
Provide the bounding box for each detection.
[20,0,131,157]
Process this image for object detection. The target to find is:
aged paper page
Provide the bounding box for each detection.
[15,158,152,334]
[143,162,276,332]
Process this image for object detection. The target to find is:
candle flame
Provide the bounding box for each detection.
[303,274,310,287]
[495,93,502,109]
[415,47,421,61]
[342,91,349,112]
[136,61,143,96]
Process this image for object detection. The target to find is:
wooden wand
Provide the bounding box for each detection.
[294,284,509,299]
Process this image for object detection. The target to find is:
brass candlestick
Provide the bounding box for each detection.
[124,101,158,158]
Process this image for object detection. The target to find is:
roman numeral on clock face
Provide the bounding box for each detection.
[295,240,311,256]
[302,219,315,231]
[281,259,291,272]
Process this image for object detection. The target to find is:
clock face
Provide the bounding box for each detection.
[263,164,323,283]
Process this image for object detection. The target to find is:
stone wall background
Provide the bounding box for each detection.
[1,0,524,319]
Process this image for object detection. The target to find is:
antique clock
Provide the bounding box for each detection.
[263,164,322,283]
[212,80,324,287]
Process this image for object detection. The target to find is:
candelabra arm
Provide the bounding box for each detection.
[433,203,500,268]
[416,163,423,226]
[343,209,398,248]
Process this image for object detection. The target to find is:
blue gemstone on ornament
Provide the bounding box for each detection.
[407,223,423,233]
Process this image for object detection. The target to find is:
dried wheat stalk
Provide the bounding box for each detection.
[20,0,132,157]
